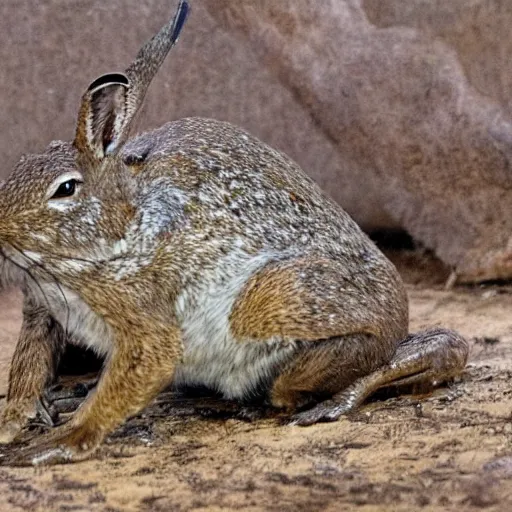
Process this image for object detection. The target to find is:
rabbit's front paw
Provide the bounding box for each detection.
[0,422,102,466]
[0,399,45,444]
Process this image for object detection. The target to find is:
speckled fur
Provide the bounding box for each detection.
[0,1,468,465]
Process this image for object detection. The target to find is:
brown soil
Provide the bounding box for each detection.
[0,251,511,512]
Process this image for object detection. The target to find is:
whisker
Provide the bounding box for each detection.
[34,247,133,267]
[18,242,153,269]
[8,242,71,338]
[0,246,52,311]
[44,252,98,265]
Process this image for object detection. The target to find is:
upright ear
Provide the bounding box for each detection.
[74,0,190,165]
[74,73,130,161]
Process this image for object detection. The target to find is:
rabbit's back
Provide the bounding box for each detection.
[123,117,384,265]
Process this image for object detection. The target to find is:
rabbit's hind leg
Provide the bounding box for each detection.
[283,328,468,426]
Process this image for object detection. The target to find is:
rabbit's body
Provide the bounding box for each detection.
[0,1,468,465]
[7,118,406,397]
[127,119,406,398]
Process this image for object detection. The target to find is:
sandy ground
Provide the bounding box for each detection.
[0,250,511,511]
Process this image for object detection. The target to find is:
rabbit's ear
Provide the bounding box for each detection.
[74,0,189,165]
[74,73,130,160]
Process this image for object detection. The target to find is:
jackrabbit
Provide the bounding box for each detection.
[0,0,468,465]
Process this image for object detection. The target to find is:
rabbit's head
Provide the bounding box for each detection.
[0,1,189,286]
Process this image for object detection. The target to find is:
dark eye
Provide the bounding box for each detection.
[51,179,80,199]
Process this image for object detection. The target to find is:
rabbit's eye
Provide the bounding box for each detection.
[51,179,80,199]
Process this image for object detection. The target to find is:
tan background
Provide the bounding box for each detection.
[0,0,380,226]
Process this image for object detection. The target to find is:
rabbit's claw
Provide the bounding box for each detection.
[0,378,95,446]
[0,422,101,466]
[0,399,43,444]
[288,399,352,427]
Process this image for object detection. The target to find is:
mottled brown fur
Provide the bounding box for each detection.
[230,257,407,342]
[271,334,388,410]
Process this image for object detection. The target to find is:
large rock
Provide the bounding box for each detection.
[362,0,512,109]
[0,0,511,281]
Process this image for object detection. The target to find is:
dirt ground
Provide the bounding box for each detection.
[0,250,511,512]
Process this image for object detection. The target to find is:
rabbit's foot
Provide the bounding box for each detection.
[0,422,102,466]
[0,398,53,444]
[288,398,353,426]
